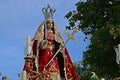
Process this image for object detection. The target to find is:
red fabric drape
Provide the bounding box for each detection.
[31,40,78,80]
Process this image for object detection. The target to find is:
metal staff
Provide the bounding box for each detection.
[45,28,78,67]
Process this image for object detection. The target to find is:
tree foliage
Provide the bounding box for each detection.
[66,0,120,79]
[74,61,92,80]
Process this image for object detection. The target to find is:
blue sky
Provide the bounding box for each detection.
[0,0,89,80]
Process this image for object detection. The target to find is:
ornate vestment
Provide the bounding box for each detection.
[31,20,78,80]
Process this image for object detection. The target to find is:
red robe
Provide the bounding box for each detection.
[32,39,78,80]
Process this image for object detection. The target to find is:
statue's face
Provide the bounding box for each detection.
[46,20,53,30]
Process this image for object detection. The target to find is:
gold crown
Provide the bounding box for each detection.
[42,4,55,20]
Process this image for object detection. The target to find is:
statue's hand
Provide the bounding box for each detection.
[39,40,48,49]
[59,43,65,49]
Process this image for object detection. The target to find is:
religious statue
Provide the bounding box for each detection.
[22,4,78,80]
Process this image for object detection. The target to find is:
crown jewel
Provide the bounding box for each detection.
[42,4,56,20]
